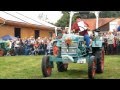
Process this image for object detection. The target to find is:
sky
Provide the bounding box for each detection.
[15,11,63,24]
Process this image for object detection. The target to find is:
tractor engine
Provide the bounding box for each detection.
[52,34,87,63]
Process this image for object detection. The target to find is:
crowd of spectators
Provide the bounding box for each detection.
[2,28,120,56]
[102,30,120,55]
[5,36,54,56]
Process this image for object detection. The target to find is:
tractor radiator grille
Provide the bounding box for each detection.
[61,47,77,54]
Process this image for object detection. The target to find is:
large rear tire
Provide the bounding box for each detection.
[88,56,96,79]
[57,62,68,72]
[42,56,52,77]
[96,48,104,73]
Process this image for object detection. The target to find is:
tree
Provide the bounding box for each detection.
[55,11,84,27]
[55,12,70,27]
[99,11,120,18]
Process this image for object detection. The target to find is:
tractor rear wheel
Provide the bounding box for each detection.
[57,62,68,72]
[88,56,96,79]
[96,48,104,73]
[0,49,4,56]
[42,56,52,77]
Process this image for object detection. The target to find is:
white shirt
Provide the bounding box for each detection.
[77,21,87,31]
[47,41,52,50]
[107,34,114,44]
[14,41,20,47]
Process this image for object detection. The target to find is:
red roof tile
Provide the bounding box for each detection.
[82,18,115,30]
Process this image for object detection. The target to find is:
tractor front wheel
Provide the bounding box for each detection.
[88,56,96,79]
[42,56,52,77]
[57,62,68,72]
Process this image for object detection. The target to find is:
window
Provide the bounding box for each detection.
[14,28,21,38]
[34,30,40,39]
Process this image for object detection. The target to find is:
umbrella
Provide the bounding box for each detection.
[1,35,17,40]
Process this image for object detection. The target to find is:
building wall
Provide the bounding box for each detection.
[109,21,119,32]
[21,27,34,38]
[0,24,54,39]
[40,29,54,38]
[21,28,54,38]
[0,25,14,37]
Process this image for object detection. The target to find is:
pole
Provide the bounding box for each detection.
[55,27,57,36]
[92,11,100,36]
[68,11,74,34]
[94,11,100,29]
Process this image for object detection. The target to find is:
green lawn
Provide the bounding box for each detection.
[0,55,120,79]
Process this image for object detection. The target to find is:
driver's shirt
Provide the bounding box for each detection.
[72,21,89,36]
[78,21,87,31]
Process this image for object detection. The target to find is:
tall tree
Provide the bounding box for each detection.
[55,12,70,27]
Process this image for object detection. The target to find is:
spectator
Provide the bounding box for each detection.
[14,38,21,55]
[103,33,108,54]
[38,41,44,55]
[19,38,24,55]
[46,38,52,55]
[33,41,39,55]
[107,31,114,55]
[116,32,120,54]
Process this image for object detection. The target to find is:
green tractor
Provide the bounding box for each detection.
[0,40,10,56]
[41,11,104,79]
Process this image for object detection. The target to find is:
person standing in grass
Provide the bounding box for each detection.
[107,31,114,55]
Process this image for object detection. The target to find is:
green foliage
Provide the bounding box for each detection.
[55,12,70,27]
[100,11,120,18]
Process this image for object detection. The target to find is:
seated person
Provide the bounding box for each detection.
[71,16,91,50]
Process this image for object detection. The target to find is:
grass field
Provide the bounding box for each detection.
[0,55,120,79]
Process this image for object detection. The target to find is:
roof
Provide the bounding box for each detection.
[0,11,56,30]
[82,18,115,30]
[110,18,120,22]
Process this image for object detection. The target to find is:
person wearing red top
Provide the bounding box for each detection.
[71,16,90,49]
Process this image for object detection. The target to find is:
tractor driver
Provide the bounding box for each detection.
[71,16,91,51]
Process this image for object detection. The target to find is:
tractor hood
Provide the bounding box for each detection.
[62,34,84,42]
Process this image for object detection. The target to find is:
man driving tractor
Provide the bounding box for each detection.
[71,16,91,51]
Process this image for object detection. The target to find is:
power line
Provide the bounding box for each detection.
[2,11,30,24]
[16,12,43,25]
[16,12,56,27]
